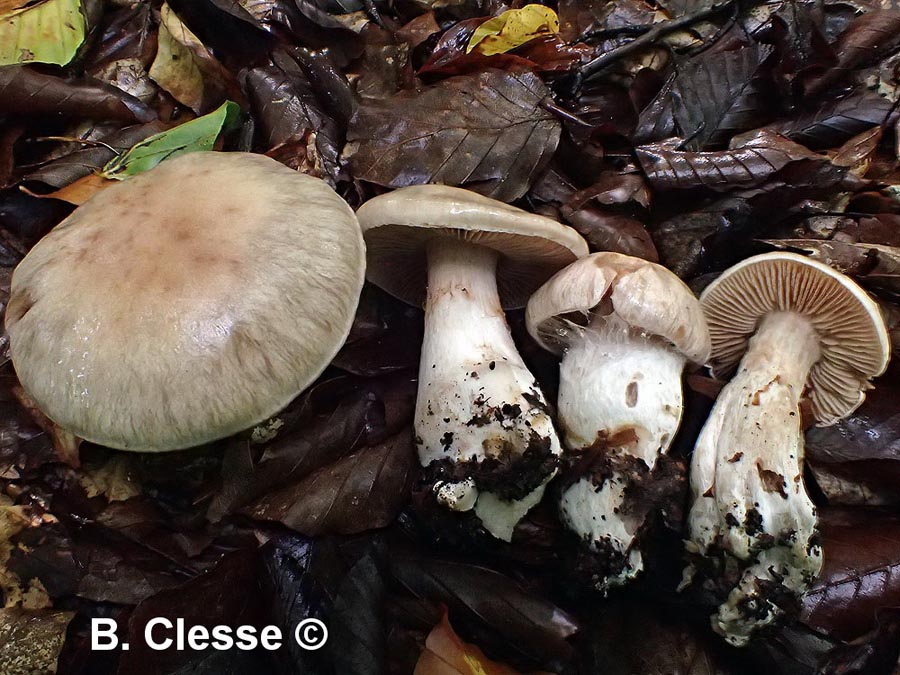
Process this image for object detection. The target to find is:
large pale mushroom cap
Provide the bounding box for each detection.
[6,151,365,452]
[701,252,890,425]
[526,252,711,363]
[356,185,588,309]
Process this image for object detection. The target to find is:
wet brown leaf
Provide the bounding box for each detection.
[242,430,415,535]
[346,69,560,202]
[0,65,156,123]
[802,509,900,641]
[636,130,820,191]
[0,607,74,675]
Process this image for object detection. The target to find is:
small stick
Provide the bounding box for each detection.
[579,0,738,81]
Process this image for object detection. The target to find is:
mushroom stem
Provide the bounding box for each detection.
[687,311,823,646]
[556,312,687,589]
[416,238,561,542]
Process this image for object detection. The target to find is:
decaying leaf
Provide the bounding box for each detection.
[100,100,240,178]
[0,65,156,123]
[242,430,415,535]
[672,42,775,150]
[467,5,560,57]
[802,510,900,641]
[415,611,538,675]
[0,0,87,67]
[149,3,235,114]
[0,607,74,675]
[636,130,819,191]
[346,69,560,202]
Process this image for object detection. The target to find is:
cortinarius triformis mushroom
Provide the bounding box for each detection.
[5,151,365,452]
[356,185,588,541]
[685,252,890,645]
[526,252,710,589]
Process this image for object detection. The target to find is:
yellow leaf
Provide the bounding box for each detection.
[466,4,559,57]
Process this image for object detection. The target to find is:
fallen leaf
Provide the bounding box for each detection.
[391,554,578,671]
[802,509,900,641]
[672,42,775,150]
[0,0,87,67]
[636,130,821,191]
[100,100,240,178]
[804,10,900,97]
[242,430,415,536]
[467,5,560,57]
[416,611,535,675]
[149,3,235,114]
[0,607,74,674]
[346,69,560,202]
[766,88,895,149]
[0,65,156,123]
[24,172,113,205]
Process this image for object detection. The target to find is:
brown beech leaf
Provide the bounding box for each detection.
[636,130,825,191]
[766,88,895,149]
[242,52,341,182]
[804,10,900,97]
[530,166,657,260]
[242,430,415,535]
[345,69,560,202]
[802,509,900,641]
[0,65,156,123]
[805,367,900,505]
[391,554,578,671]
[671,42,775,150]
[566,171,650,209]
[118,549,265,675]
[831,126,883,176]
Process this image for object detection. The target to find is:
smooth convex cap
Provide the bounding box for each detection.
[700,252,890,425]
[6,151,366,452]
[355,184,589,308]
[526,252,711,363]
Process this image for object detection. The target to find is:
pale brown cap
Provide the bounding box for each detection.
[701,252,890,425]
[355,185,588,309]
[526,252,711,363]
[6,151,366,452]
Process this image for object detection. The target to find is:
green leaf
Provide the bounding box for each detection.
[100,101,241,179]
[0,0,87,67]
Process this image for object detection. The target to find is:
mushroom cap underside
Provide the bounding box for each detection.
[6,151,366,451]
[525,251,711,364]
[356,184,589,309]
[700,251,890,425]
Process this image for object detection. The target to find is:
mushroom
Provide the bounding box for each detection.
[5,151,365,452]
[526,252,710,588]
[685,252,890,645]
[355,185,588,541]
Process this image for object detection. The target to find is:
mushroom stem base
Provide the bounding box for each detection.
[556,314,687,590]
[687,311,823,645]
[415,239,561,542]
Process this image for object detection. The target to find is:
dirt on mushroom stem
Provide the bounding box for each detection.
[415,237,562,542]
[554,311,688,590]
[686,311,823,646]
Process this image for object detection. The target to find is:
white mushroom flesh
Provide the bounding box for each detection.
[416,238,561,541]
[556,311,686,588]
[687,311,823,646]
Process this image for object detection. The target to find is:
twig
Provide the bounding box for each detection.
[578,0,739,82]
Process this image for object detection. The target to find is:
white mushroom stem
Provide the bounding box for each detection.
[416,238,561,542]
[556,311,686,588]
[687,311,823,646]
